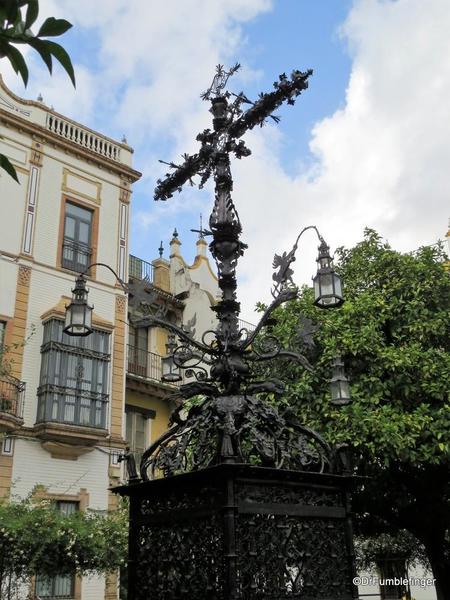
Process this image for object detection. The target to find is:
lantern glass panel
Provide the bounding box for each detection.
[333,273,342,298]
[319,256,331,269]
[331,379,351,405]
[162,355,182,383]
[319,272,334,296]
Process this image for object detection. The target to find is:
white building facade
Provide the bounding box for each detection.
[0,77,140,600]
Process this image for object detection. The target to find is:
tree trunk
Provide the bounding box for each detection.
[422,536,450,600]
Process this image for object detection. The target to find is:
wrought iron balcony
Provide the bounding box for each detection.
[0,376,25,432]
[127,345,163,381]
[34,386,109,446]
[36,386,108,429]
[127,345,181,386]
[238,317,256,332]
[129,255,154,282]
[61,238,92,274]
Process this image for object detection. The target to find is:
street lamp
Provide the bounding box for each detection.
[330,355,351,405]
[161,333,182,383]
[64,275,93,337]
[64,263,127,337]
[313,239,343,308]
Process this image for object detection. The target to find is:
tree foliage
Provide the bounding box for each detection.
[0,492,128,592]
[258,229,449,464]
[256,228,449,597]
[0,0,75,181]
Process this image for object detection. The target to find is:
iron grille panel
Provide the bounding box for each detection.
[62,238,92,273]
[117,465,357,600]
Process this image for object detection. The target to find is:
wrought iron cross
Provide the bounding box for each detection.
[154,65,313,393]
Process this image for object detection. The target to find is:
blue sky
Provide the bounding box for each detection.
[4,0,450,321]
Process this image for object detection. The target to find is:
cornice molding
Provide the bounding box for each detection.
[0,108,141,182]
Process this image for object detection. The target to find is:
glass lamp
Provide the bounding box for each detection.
[64,275,93,337]
[330,356,351,406]
[313,241,344,309]
[161,333,182,383]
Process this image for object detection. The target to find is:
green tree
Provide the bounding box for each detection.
[0,0,75,181]
[257,229,449,599]
[0,492,128,596]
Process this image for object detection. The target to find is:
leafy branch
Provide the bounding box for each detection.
[0,0,75,182]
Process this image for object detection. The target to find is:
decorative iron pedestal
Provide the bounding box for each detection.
[115,464,356,600]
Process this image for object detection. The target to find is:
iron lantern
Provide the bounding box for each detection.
[330,355,351,405]
[313,240,343,308]
[64,275,93,337]
[161,333,182,383]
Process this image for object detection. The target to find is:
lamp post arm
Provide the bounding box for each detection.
[239,288,298,351]
[80,262,129,293]
[291,225,325,255]
[271,225,326,296]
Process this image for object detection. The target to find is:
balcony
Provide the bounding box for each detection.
[127,345,183,389]
[0,376,25,433]
[127,345,163,381]
[34,386,108,446]
[46,113,122,162]
[238,318,256,333]
[129,255,154,282]
[62,238,92,273]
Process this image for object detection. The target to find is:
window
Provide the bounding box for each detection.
[35,501,79,599]
[62,202,93,273]
[125,406,154,464]
[55,500,79,516]
[127,325,149,377]
[35,573,74,599]
[37,319,110,429]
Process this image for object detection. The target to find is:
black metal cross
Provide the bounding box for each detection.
[154,65,312,393]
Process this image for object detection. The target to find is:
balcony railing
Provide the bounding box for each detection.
[46,113,121,162]
[127,345,163,382]
[62,238,92,273]
[0,376,25,419]
[238,318,256,332]
[36,386,108,430]
[129,255,154,282]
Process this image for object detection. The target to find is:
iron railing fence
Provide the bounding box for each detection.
[0,376,25,419]
[127,345,184,386]
[36,386,108,429]
[129,255,154,282]
[61,238,92,273]
[238,317,256,332]
[127,345,162,381]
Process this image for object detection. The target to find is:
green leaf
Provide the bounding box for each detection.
[24,0,39,29]
[4,0,20,24]
[0,153,20,183]
[4,42,28,86]
[37,17,72,38]
[27,37,52,73]
[40,39,75,86]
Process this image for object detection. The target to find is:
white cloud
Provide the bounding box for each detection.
[234,0,450,321]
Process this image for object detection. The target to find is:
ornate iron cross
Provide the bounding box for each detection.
[152,64,313,395]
